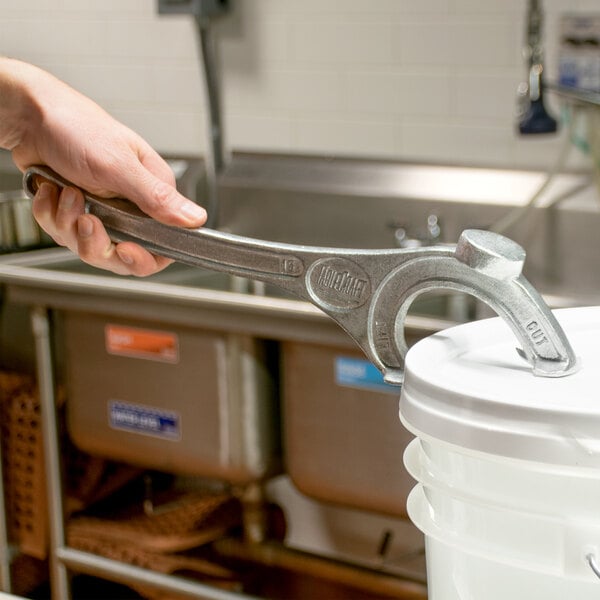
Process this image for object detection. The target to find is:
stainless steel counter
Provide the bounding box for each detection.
[0,247,452,347]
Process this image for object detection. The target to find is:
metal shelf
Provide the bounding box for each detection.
[547,83,600,108]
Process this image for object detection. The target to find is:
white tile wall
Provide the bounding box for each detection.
[0,0,596,171]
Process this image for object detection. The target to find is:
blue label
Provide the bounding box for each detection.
[109,400,180,440]
[335,356,398,394]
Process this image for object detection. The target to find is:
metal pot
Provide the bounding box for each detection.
[0,190,49,252]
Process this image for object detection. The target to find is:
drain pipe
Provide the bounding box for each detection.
[158,0,230,228]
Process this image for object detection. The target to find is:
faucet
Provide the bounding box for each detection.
[517,0,557,134]
[391,214,442,249]
[158,0,230,227]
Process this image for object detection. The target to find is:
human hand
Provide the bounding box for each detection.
[2,59,207,276]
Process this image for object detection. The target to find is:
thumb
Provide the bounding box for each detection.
[115,163,207,227]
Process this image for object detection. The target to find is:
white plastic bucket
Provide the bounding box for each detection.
[399,307,600,599]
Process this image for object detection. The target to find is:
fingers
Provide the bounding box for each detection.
[31,182,172,276]
[31,181,79,248]
[76,215,173,276]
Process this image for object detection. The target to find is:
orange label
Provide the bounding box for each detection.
[105,324,179,363]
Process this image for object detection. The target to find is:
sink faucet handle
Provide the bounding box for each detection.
[389,214,442,248]
[426,214,441,242]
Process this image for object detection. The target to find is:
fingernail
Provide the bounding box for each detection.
[37,182,54,200]
[180,201,207,223]
[116,246,133,265]
[60,187,77,210]
[77,216,93,238]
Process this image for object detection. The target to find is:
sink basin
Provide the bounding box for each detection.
[216,153,600,307]
[41,253,240,290]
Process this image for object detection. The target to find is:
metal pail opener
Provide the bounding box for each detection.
[23,165,578,385]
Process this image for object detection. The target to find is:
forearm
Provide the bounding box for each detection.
[0,57,44,150]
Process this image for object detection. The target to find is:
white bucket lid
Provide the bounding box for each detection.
[400,306,600,467]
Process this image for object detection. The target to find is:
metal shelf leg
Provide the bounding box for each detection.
[0,427,12,592]
[31,307,70,599]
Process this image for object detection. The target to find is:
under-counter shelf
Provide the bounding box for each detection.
[548,83,600,107]
[547,83,600,198]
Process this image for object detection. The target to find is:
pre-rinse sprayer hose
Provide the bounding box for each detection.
[491,104,592,236]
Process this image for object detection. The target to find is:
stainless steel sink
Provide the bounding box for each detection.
[216,153,600,306]
[4,151,598,305]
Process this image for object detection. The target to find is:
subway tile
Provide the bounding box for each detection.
[104,18,197,60]
[346,71,402,115]
[69,64,154,106]
[395,22,454,66]
[0,19,33,56]
[1,0,55,11]
[397,0,453,14]
[109,108,205,156]
[59,0,149,12]
[241,0,292,18]
[543,0,578,14]
[399,72,452,117]
[346,69,452,117]
[292,116,399,158]
[401,120,513,166]
[282,0,400,14]
[220,18,291,69]
[397,19,516,68]
[152,65,205,107]
[227,113,294,151]
[224,68,344,113]
[1,18,109,59]
[282,70,345,111]
[454,72,522,121]
[452,0,522,14]
[574,0,600,10]
[56,20,110,57]
[222,69,286,110]
[290,21,393,65]
[450,20,515,67]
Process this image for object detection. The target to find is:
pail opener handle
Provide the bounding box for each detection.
[587,553,600,580]
[23,165,578,384]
